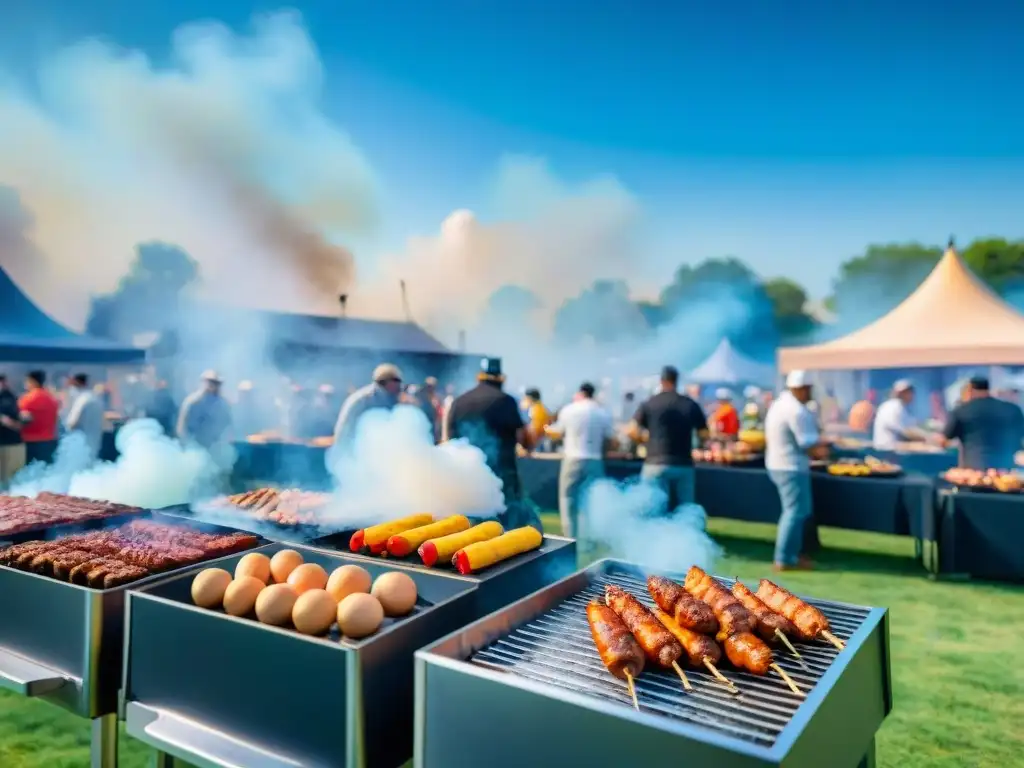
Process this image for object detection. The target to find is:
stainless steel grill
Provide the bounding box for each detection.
[0,512,266,768]
[416,559,892,768]
[124,543,479,768]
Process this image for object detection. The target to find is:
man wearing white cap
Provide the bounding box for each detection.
[176,370,232,449]
[764,370,829,571]
[330,363,404,456]
[872,380,926,451]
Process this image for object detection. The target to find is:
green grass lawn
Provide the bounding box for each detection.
[2,516,1022,767]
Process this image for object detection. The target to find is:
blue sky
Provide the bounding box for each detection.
[4,0,1024,298]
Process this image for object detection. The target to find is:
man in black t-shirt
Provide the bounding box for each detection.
[628,366,709,512]
[0,374,26,487]
[941,376,1024,469]
[445,358,542,531]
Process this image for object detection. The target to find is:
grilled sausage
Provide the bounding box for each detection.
[653,608,722,667]
[605,585,683,668]
[732,581,799,643]
[683,566,756,640]
[756,579,829,641]
[723,632,773,675]
[587,600,645,680]
[647,575,719,635]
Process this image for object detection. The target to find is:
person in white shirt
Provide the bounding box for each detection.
[765,370,829,571]
[545,382,615,542]
[873,380,926,450]
[64,373,105,461]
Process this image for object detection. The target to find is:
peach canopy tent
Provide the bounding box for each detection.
[778,242,1024,372]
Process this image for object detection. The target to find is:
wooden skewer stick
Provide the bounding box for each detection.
[821,630,845,650]
[624,671,639,710]
[775,629,803,660]
[671,661,693,691]
[770,663,804,697]
[702,657,738,693]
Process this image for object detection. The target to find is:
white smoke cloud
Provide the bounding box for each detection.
[0,11,377,326]
[324,405,505,525]
[349,156,643,334]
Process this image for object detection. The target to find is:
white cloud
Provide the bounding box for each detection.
[0,11,377,327]
[349,155,643,335]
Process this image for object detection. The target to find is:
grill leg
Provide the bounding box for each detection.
[90,714,118,768]
[856,737,877,768]
[153,750,176,768]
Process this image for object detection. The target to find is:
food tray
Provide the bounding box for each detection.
[0,513,266,718]
[313,529,577,619]
[157,502,342,544]
[123,544,478,768]
[941,479,1022,494]
[416,559,891,768]
[0,505,146,545]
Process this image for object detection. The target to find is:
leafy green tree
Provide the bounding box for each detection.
[553,279,650,346]
[85,242,199,340]
[763,277,816,339]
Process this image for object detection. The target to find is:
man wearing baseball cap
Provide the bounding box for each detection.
[764,370,830,571]
[177,370,232,449]
[445,358,542,531]
[331,363,404,455]
[873,379,927,450]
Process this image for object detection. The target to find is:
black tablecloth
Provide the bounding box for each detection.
[518,457,935,539]
[935,490,1024,582]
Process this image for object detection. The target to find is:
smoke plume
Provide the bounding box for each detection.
[322,405,505,528]
[582,478,721,573]
[0,11,376,324]
[10,419,229,508]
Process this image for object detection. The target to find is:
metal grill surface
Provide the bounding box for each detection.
[468,569,868,748]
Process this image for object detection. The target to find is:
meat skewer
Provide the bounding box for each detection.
[684,567,804,696]
[586,600,643,709]
[683,566,756,641]
[605,585,693,691]
[647,575,719,634]
[756,579,845,650]
[653,608,737,693]
[731,581,804,661]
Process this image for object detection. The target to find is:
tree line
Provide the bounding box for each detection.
[87,238,1024,361]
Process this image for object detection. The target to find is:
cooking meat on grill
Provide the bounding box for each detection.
[653,608,722,667]
[647,575,719,634]
[683,566,755,640]
[731,581,799,643]
[0,521,260,589]
[586,600,645,680]
[605,585,683,668]
[723,632,774,676]
[756,580,830,642]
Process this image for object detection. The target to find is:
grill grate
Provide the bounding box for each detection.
[469,569,868,747]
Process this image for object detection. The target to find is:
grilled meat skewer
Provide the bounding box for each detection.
[605,585,683,668]
[683,566,756,641]
[647,575,719,634]
[586,600,645,680]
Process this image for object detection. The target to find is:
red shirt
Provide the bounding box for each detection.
[711,404,740,436]
[18,388,60,442]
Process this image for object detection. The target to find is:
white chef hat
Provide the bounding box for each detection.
[715,388,734,401]
[786,370,811,388]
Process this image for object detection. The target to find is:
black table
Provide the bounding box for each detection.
[934,489,1024,582]
[518,456,936,540]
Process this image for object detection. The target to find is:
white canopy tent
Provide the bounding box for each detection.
[689,339,776,386]
[779,243,1024,372]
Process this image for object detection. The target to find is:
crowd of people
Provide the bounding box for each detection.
[0,371,105,485]
[4,357,1023,577]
